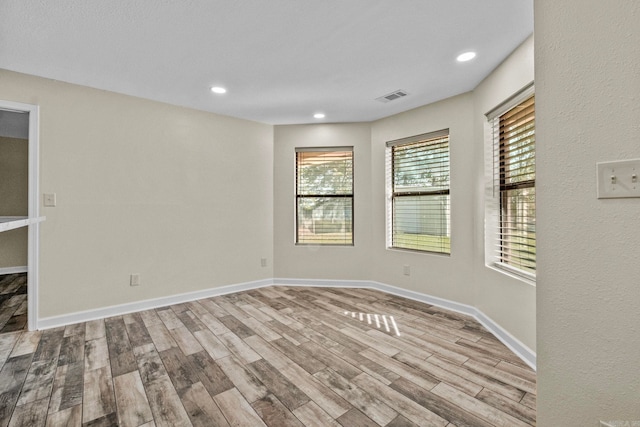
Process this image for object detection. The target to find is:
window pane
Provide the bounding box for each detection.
[389,133,450,254]
[500,97,535,185]
[500,187,536,273]
[393,194,450,253]
[297,197,353,244]
[498,95,535,275]
[393,138,449,192]
[297,151,353,195]
[295,148,353,245]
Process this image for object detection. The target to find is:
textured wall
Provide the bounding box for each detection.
[273,37,537,354]
[274,123,372,280]
[0,69,274,318]
[536,0,640,424]
[472,37,536,351]
[370,93,476,306]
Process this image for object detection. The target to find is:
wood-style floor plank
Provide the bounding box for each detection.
[48,361,84,414]
[314,367,398,426]
[45,404,82,426]
[279,362,351,419]
[247,359,310,411]
[216,354,268,403]
[251,394,305,427]
[113,370,154,427]
[0,354,34,426]
[8,397,48,427]
[352,372,448,426]
[213,388,267,427]
[0,285,536,426]
[179,381,230,427]
[0,274,28,334]
[82,366,116,424]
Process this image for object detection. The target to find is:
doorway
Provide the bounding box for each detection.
[0,101,41,332]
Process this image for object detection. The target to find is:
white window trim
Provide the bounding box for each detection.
[295,146,354,246]
[385,129,451,255]
[484,83,536,284]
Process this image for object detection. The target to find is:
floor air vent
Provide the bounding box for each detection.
[376,89,408,103]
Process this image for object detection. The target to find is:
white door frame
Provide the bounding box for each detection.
[0,100,40,331]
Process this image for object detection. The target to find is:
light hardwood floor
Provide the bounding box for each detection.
[0,286,536,426]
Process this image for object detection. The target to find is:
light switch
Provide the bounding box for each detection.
[43,193,57,207]
[597,159,640,199]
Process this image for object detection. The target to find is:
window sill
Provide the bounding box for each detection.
[386,247,451,257]
[487,262,536,287]
[295,243,355,247]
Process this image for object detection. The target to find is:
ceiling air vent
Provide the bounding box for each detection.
[376,90,408,103]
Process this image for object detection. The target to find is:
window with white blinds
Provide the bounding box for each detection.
[296,147,353,245]
[386,130,450,254]
[488,90,535,277]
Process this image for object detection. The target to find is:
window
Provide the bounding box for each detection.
[486,84,535,278]
[386,130,450,254]
[295,147,353,245]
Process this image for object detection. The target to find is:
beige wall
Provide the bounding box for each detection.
[472,36,536,349]
[0,136,28,268]
[0,69,274,318]
[0,30,536,357]
[274,37,536,352]
[370,93,476,305]
[274,123,372,280]
[536,1,640,424]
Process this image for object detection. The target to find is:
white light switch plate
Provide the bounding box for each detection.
[597,159,640,199]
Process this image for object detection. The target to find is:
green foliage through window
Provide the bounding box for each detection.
[296,148,353,245]
[388,132,450,254]
[498,95,536,274]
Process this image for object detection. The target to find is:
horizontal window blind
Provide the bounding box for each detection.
[388,132,450,254]
[296,148,353,245]
[495,95,536,275]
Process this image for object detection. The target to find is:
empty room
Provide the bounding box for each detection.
[0,1,638,426]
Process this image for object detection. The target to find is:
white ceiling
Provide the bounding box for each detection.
[0,1,533,125]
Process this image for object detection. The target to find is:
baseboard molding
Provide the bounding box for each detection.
[273,277,373,288]
[37,278,274,330]
[0,266,28,275]
[473,310,537,371]
[36,276,536,370]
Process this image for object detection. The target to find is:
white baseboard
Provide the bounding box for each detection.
[273,277,372,288]
[36,276,536,370]
[370,281,536,370]
[274,278,536,370]
[36,278,274,330]
[0,266,28,275]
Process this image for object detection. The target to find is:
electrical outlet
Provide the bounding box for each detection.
[130,274,141,286]
[403,265,410,276]
[261,258,267,267]
[43,193,57,207]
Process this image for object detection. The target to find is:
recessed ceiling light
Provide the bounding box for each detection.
[456,51,476,62]
[210,86,227,94]
[314,113,325,119]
